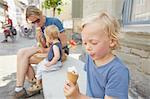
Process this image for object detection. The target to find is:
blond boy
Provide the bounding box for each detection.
[64,12,129,99]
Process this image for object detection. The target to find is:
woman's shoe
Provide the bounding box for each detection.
[15,88,28,98]
[14,88,40,98]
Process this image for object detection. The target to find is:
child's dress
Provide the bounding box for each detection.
[36,42,62,80]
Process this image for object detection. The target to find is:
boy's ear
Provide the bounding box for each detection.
[109,39,116,48]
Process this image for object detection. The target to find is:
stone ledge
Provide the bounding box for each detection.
[42,56,86,99]
[120,31,150,51]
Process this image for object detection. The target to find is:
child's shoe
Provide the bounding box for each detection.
[28,78,36,84]
[28,83,42,92]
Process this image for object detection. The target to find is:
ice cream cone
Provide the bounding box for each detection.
[67,71,78,85]
[66,67,79,99]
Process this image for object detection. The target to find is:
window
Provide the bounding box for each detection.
[122,0,150,25]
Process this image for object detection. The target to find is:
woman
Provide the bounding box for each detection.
[14,5,68,98]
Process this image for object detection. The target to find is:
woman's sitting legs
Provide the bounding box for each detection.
[15,47,40,98]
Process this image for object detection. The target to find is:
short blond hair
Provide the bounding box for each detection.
[45,25,59,40]
[81,12,120,50]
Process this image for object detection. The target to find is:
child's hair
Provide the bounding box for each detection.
[25,5,42,22]
[44,25,59,40]
[81,12,120,50]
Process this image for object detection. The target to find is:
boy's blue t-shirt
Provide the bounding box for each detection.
[84,55,129,99]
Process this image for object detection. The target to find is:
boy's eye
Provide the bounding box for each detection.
[92,42,97,45]
[91,41,98,45]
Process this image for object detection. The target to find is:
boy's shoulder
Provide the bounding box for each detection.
[85,55,128,71]
[106,56,129,77]
[105,56,128,70]
[112,56,127,68]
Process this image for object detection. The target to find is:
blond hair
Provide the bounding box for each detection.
[25,5,42,21]
[45,25,59,40]
[81,12,120,50]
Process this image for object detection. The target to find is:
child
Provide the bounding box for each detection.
[64,12,129,99]
[28,25,63,92]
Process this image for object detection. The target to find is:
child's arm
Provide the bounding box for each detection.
[45,45,60,67]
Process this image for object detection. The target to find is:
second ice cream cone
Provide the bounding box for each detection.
[66,67,79,99]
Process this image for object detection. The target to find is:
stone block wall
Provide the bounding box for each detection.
[116,31,150,98]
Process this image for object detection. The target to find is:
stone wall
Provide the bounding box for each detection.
[116,31,150,98]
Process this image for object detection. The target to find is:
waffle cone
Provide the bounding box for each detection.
[67,71,78,85]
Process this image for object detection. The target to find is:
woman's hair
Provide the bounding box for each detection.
[81,12,120,50]
[25,5,42,21]
[45,25,59,40]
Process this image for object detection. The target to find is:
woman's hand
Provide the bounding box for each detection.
[64,80,80,98]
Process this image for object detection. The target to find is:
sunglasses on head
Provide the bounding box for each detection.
[31,19,40,24]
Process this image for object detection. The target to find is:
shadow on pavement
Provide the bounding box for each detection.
[0,73,44,99]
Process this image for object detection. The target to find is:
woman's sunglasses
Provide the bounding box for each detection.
[31,19,40,24]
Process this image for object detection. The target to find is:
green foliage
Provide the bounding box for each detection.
[42,0,63,16]
[57,8,61,15]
